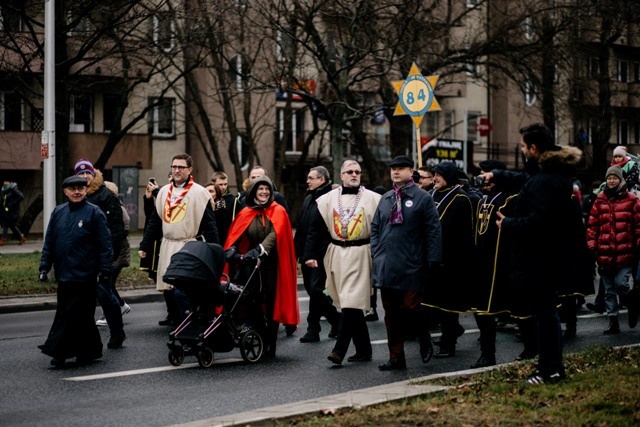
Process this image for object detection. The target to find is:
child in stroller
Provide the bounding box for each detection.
[163,241,267,367]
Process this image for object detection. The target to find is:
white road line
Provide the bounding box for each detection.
[64,358,244,381]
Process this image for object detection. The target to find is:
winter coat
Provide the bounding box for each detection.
[499,146,585,297]
[371,185,442,292]
[2,182,24,221]
[113,205,131,269]
[85,170,125,263]
[40,198,113,282]
[586,188,640,271]
[294,180,333,259]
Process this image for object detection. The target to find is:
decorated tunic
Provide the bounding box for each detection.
[313,186,381,310]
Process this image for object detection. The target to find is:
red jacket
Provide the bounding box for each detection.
[586,190,640,270]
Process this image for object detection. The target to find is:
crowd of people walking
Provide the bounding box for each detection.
[35,123,640,385]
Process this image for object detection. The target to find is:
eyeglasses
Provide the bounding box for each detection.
[342,170,361,175]
[170,165,188,170]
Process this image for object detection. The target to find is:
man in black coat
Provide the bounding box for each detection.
[295,166,340,343]
[488,123,584,385]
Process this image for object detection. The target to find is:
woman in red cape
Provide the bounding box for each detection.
[224,176,299,358]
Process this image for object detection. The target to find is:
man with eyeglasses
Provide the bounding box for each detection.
[305,160,381,366]
[294,166,341,343]
[139,153,219,321]
[417,166,435,191]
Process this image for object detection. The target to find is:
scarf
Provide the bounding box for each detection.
[390,181,414,224]
[163,175,194,221]
[604,180,627,200]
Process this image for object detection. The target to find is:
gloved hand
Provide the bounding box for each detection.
[39,271,48,282]
[242,244,267,261]
[225,246,242,262]
[97,271,111,287]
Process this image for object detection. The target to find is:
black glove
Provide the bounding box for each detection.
[97,271,111,287]
[39,271,48,282]
[242,248,261,261]
[225,246,242,262]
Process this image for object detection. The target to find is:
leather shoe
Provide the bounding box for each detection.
[50,358,65,368]
[378,358,406,371]
[107,333,126,349]
[299,331,320,343]
[159,316,177,326]
[435,347,455,358]
[327,352,343,365]
[347,353,372,362]
[586,302,605,314]
[470,354,496,369]
[419,337,434,364]
[328,327,339,339]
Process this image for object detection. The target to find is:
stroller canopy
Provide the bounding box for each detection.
[163,241,225,285]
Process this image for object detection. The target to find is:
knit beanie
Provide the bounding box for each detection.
[613,146,627,157]
[432,160,460,186]
[74,158,95,176]
[605,165,624,181]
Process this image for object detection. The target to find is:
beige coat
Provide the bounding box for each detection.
[315,187,381,310]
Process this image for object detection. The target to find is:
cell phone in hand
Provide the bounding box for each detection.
[149,178,156,185]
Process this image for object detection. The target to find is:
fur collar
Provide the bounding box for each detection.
[86,169,104,195]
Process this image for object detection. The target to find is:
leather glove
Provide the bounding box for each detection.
[39,271,48,282]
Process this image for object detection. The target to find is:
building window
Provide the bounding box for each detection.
[276,28,293,63]
[523,16,535,40]
[103,94,118,133]
[277,107,306,153]
[69,94,93,133]
[229,55,249,92]
[467,111,480,144]
[523,80,537,107]
[0,92,23,131]
[618,120,628,145]
[443,111,455,139]
[0,4,21,32]
[588,57,600,79]
[31,107,43,132]
[152,12,175,52]
[617,60,629,82]
[66,10,92,35]
[150,97,175,138]
[236,134,249,170]
[424,110,439,138]
[634,122,640,145]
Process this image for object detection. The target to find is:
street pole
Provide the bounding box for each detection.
[42,0,56,231]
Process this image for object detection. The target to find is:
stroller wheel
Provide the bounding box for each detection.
[168,347,185,366]
[196,347,215,368]
[240,330,263,363]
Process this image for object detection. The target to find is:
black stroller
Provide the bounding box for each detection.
[162,241,266,368]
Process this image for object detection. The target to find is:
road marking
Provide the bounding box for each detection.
[64,358,244,381]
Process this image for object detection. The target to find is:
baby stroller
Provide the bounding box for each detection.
[162,241,266,368]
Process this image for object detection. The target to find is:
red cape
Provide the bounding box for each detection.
[224,203,300,325]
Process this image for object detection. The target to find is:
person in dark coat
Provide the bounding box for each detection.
[212,171,240,245]
[469,159,518,368]
[1,180,27,245]
[371,155,442,371]
[423,160,475,358]
[74,158,127,349]
[38,175,113,368]
[295,166,341,343]
[489,123,583,384]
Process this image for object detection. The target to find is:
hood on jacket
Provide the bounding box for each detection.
[537,146,583,176]
[246,176,274,208]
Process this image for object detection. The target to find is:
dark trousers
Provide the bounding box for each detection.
[301,264,340,333]
[97,280,124,337]
[439,312,461,349]
[474,313,496,356]
[517,316,538,355]
[331,308,371,358]
[534,288,564,376]
[380,288,430,360]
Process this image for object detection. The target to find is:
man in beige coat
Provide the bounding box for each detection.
[305,160,381,366]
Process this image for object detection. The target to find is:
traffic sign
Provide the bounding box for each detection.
[476,117,493,136]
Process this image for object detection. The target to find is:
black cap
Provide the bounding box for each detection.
[389,155,413,168]
[62,175,89,188]
[479,159,506,172]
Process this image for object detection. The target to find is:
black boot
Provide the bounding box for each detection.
[623,288,639,329]
[470,353,496,369]
[603,317,620,335]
